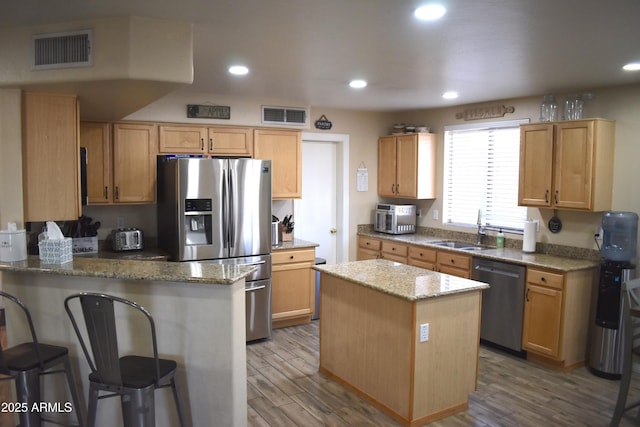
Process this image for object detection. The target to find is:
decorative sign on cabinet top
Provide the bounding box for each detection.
[455,104,515,121]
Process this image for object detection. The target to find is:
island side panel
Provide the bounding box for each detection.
[412,290,482,423]
[1,270,248,427]
[319,273,413,420]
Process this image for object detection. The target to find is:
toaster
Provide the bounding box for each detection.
[111,228,144,251]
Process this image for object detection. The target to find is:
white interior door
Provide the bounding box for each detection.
[294,133,349,265]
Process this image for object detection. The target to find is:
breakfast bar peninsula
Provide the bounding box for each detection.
[0,256,253,427]
[314,259,489,426]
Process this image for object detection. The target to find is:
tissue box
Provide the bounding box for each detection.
[72,237,98,254]
[39,238,73,264]
[0,229,27,262]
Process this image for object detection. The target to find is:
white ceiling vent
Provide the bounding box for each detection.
[262,105,308,126]
[32,30,93,70]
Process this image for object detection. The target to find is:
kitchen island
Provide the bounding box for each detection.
[0,256,254,427]
[314,259,489,427]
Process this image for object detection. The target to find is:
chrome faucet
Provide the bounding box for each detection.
[477,224,486,245]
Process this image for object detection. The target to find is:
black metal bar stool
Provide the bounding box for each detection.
[610,278,640,426]
[64,292,186,427]
[0,290,85,427]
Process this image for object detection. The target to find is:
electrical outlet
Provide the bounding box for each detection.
[419,323,429,342]
[417,208,422,217]
[433,209,439,220]
[116,217,125,228]
[595,226,603,237]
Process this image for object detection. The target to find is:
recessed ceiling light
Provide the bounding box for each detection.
[442,91,459,99]
[623,62,640,71]
[414,4,447,21]
[229,65,249,75]
[349,79,367,89]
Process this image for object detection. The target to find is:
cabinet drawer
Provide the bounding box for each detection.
[408,259,435,271]
[359,236,381,251]
[437,251,471,270]
[527,268,564,290]
[272,248,316,265]
[408,246,437,263]
[381,241,408,257]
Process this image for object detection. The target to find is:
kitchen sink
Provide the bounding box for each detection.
[429,241,493,251]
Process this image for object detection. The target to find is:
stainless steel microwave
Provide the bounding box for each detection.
[374,204,416,235]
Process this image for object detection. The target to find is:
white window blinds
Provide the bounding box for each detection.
[443,119,528,232]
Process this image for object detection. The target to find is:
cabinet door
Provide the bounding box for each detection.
[395,134,419,198]
[22,93,81,221]
[208,127,253,156]
[272,264,314,320]
[522,284,563,358]
[253,129,302,199]
[518,124,554,207]
[357,248,380,260]
[553,121,593,210]
[80,122,112,204]
[113,123,158,203]
[158,125,206,153]
[378,136,397,197]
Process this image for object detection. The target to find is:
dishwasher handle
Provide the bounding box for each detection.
[474,264,522,279]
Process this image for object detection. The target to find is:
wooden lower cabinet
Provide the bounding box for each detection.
[380,241,408,263]
[522,267,596,370]
[357,236,381,260]
[271,247,316,328]
[436,250,471,278]
[407,246,437,270]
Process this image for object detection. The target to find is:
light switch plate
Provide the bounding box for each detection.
[420,323,429,342]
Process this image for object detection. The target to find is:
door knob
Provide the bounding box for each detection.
[330,228,337,234]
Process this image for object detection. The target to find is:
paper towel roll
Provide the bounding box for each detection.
[523,220,537,253]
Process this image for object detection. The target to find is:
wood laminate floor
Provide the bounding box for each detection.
[247,321,640,426]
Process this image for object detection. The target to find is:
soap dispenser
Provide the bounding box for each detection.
[496,229,505,248]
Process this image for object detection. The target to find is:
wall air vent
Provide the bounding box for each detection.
[32,30,93,70]
[262,105,308,126]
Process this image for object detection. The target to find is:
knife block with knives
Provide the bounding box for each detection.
[279,215,294,242]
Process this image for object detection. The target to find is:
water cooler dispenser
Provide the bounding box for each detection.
[589,212,638,379]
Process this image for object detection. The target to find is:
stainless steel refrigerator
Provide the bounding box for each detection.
[157,156,273,341]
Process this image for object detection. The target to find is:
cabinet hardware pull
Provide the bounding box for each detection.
[115,186,119,200]
[391,184,395,193]
[526,288,530,302]
[104,186,108,199]
[451,259,455,264]
[392,247,396,251]
[209,138,213,151]
[201,138,205,151]
[396,184,400,193]
[554,190,559,204]
[419,252,423,256]
[541,277,546,282]
[545,190,549,203]
[290,255,294,259]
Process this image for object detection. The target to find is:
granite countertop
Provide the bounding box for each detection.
[0,256,257,285]
[272,238,319,251]
[314,259,489,301]
[358,230,600,272]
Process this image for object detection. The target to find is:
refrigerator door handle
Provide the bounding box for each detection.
[228,166,236,248]
[222,168,229,249]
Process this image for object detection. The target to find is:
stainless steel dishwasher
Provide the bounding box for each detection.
[472,257,526,354]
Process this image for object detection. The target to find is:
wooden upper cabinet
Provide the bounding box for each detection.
[378,136,398,197]
[518,119,615,211]
[208,127,253,157]
[518,124,554,207]
[253,129,302,199]
[158,125,206,153]
[378,133,436,199]
[80,122,112,204]
[158,124,253,157]
[112,123,158,203]
[22,92,81,222]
